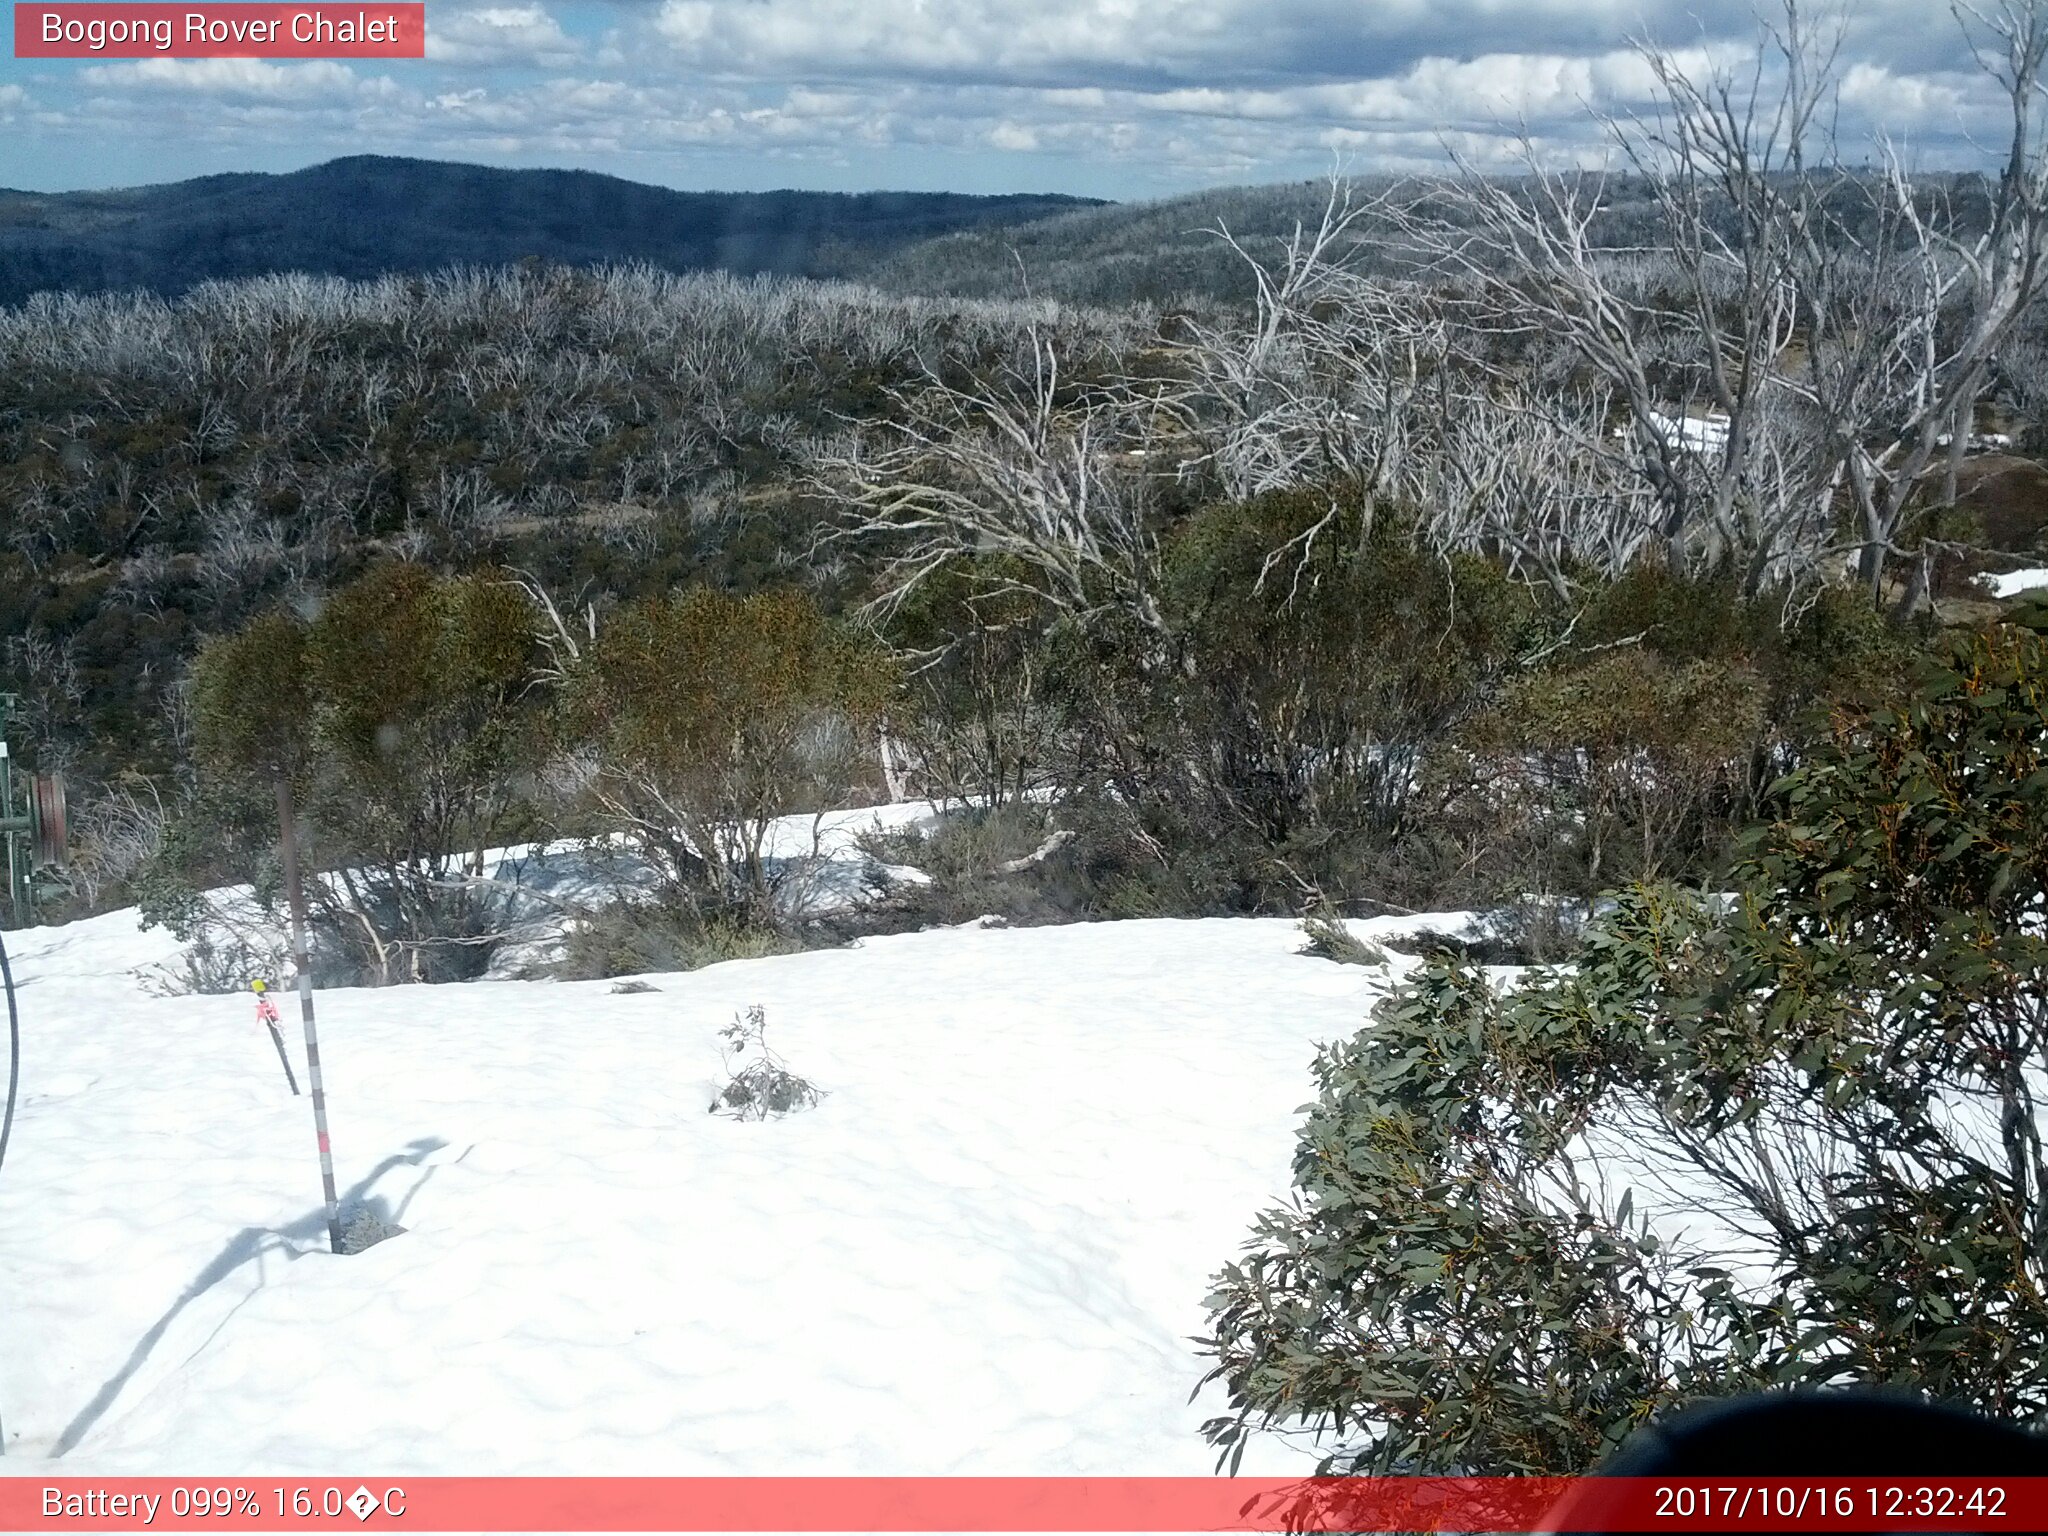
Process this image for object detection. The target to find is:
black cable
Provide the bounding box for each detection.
[0,923,16,1457]
[0,924,17,1181]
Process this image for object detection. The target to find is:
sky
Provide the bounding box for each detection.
[0,1,2030,200]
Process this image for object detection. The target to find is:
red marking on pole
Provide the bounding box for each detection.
[317,1131,330,1154]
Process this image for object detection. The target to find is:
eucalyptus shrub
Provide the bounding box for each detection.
[159,562,545,984]
[563,586,894,921]
[1200,601,2048,1473]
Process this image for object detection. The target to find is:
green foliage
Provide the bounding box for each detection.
[1202,932,1741,1475]
[1572,564,1914,718]
[901,495,1921,923]
[1459,650,1769,891]
[0,263,1093,799]
[557,897,806,981]
[1200,606,2048,1473]
[1160,495,1542,802]
[878,558,1063,808]
[133,780,280,939]
[179,562,545,983]
[304,563,541,866]
[190,608,314,787]
[1060,493,1542,909]
[1709,602,2048,1410]
[192,562,542,854]
[566,586,894,915]
[1297,913,1388,967]
[1481,652,1765,765]
[1409,571,1922,908]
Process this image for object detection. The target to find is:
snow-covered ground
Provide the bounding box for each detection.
[0,882,1451,1475]
[472,799,950,979]
[1978,566,2048,599]
[1614,408,1730,455]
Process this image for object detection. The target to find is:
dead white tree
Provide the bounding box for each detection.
[1787,1,2048,606]
[1163,179,1438,504]
[1417,381,1664,596]
[1399,0,2048,605]
[812,329,1165,638]
[503,567,598,691]
[1374,3,1858,595]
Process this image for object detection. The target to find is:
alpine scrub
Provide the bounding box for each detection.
[1198,600,2048,1474]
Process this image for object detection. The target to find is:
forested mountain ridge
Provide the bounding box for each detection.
[0,155,1105,307]
[864,170,2001,306]
[0,27,2042,939]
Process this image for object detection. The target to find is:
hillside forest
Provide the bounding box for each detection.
[3,3,2048,994]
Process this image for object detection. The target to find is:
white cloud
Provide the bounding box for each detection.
[1,0,2022,198]
[1124,47,1675,136]
[643,0,1254,83]
[426,6,582,68]
[628,0,1833,92]
[1839,61,1973,130]
[77,58,364,100]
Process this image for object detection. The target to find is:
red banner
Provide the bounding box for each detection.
[3,1476,2046,1531]
[13,4,424,58]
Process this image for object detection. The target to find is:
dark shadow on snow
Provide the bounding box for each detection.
[51,1136,447,1457]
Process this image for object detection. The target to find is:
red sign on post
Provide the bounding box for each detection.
[14,3,425,57]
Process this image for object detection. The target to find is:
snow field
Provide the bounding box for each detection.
[1,904,1400,1477]
[1976,567,2048,598]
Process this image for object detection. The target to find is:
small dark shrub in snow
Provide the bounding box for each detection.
[142,927,293,997]
[849,797,1262,931]
[1499,894,1589,965]
[853,803,1086,929]
[336,1207,404,1255]
[1297,914,1387,967]
[1201,609,2048,1475]
[1375,924,1530,967]
[708,1005,824,1120]
[1368,902,1586,967]
[559,897,804,980]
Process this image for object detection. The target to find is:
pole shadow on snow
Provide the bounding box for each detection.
[51,1137,448,1458]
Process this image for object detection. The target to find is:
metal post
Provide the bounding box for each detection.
[0,698,21,925]
[265,1016,302,1096]
[276,776,343,1253]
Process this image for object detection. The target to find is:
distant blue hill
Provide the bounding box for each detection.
[0,154,1108,306]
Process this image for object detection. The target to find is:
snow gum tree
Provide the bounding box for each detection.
[307,563,542,879]
[176,563,545,983]
[1200,600,2048,1473]
[563,586,894,922]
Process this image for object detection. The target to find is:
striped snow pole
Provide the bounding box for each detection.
[276,776,343,1254]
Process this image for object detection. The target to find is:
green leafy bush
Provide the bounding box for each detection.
[1200,604,2048,1474]
[1011,494,1545,917]
[1297,913,1388,967]
[1456,650,1769,894]
[171,562,545,983]
[1158,493,1540,844]
[557,897,805,980]
[877,559,1065,808]
[562,585,894,922]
